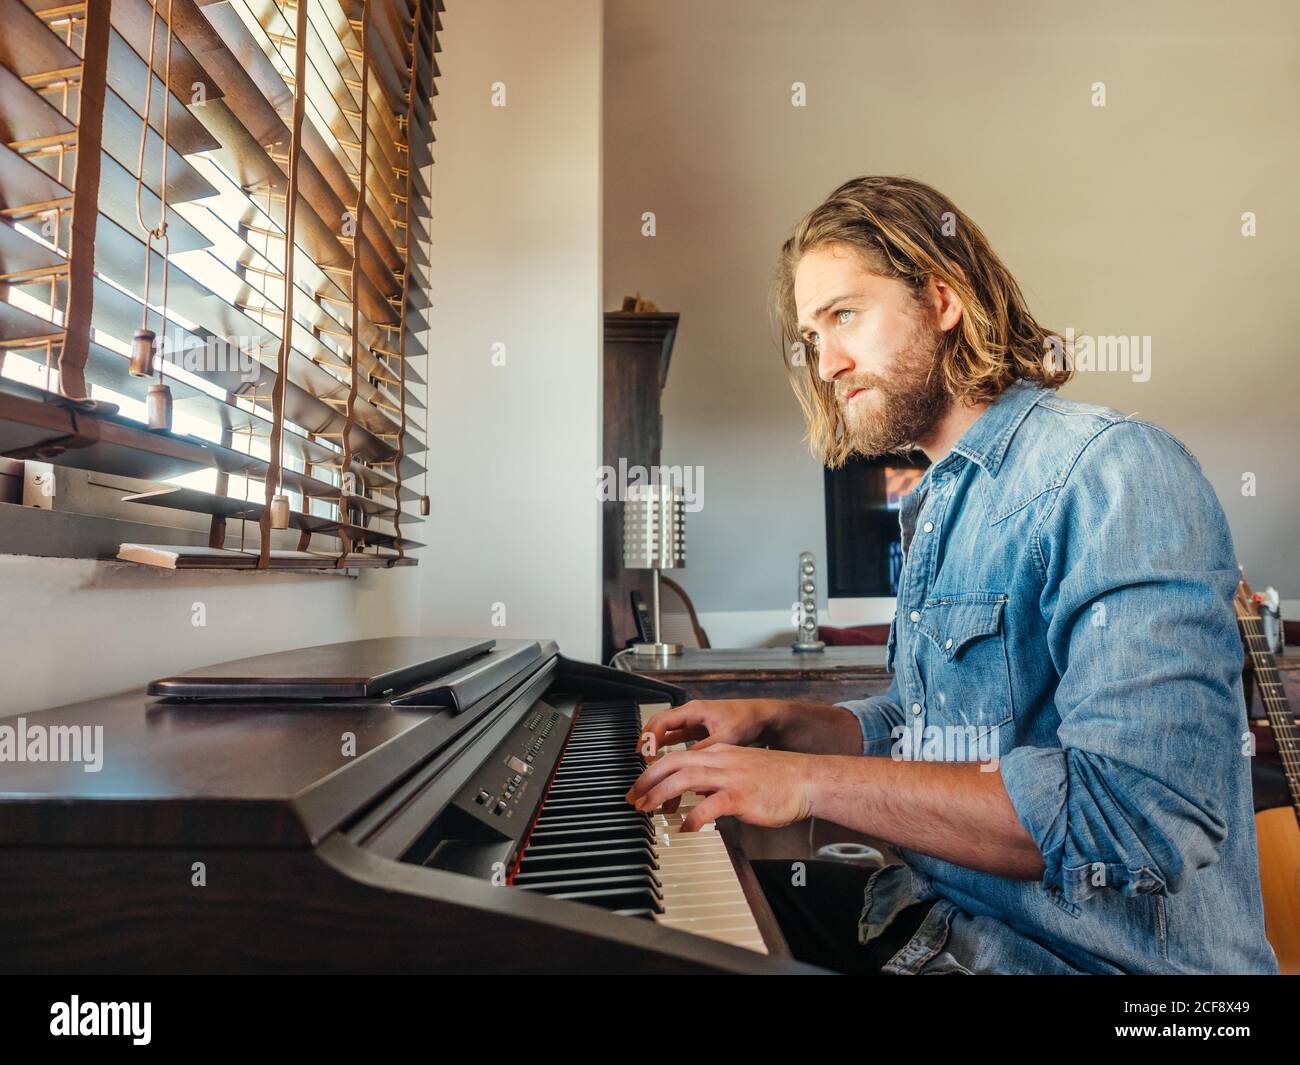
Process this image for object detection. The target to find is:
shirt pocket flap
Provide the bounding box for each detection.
[918,594,1008,661]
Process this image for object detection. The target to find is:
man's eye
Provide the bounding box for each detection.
[836,309,855,325]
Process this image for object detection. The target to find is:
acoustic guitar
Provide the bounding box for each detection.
[1236,570,1300,973]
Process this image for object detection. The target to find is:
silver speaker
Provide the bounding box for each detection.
[792,550,825,652]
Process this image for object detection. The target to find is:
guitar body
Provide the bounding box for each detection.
[1236,568,1300,975]
[1256,806,1300,973]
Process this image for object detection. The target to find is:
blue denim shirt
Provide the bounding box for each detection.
[838,381,1278,974]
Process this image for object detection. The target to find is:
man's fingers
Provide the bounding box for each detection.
[634,767,722,813]
[626,747,724,802]
[639,706,697,740]
[659,726,709,749]
[637,703,719,752]
[625,749,688,802]
[680,791,733,832]
[691,739,734,753]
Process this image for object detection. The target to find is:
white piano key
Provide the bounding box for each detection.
[637,701,769,953]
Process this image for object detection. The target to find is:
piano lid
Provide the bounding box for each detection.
[0,639,556,849]
[147,636,496,700]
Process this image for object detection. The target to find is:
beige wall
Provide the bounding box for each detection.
[420,0,605,659]
[604,0,1300,642]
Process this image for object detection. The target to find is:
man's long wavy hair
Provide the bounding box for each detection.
[775,176,1070,467]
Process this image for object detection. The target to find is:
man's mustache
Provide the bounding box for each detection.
[834,375,886,403]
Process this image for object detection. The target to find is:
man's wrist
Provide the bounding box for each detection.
[762,700,864,754]
[804,752,874,822]
[754,699,790,746]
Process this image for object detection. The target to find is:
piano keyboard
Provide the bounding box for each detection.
[510,700,768,953]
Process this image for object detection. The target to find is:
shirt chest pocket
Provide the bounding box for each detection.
[914,593,1014,734]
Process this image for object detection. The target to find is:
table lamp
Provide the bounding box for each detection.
[623,483,686,658]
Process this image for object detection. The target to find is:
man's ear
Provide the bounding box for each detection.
[929,274,965,333]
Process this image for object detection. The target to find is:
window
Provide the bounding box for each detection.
[0,0,437,570]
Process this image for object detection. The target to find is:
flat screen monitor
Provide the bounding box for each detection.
[823,451,929,610]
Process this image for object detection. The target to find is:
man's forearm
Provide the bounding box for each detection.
[806,755,1046,880]
[764,700,866,755]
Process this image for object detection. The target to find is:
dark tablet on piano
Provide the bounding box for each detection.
[147,636,496,700]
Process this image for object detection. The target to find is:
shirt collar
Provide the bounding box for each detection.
[941,379,1047,479]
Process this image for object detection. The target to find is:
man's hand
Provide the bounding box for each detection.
[625,743,815,831]
[637,697,864,757]
[637,699,780,757]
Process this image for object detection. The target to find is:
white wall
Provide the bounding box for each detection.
[0,556,416,715]
[604,0,1300,645]
[419,0,604,660]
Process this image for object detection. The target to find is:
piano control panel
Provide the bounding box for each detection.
[448,704,571,831]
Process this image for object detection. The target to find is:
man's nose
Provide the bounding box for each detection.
[815,336,854,384]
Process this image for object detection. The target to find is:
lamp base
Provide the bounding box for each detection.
[631,641,682,658]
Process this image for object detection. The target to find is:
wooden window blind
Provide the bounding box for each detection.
[0,0,438,570]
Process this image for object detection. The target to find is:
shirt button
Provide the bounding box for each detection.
[911,703,923,715]
[945,638,953,650]
[909,610,920,622]
[923,521,934,533]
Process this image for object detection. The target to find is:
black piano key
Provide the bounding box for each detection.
[537,885,664,913]
[545,782,637,796]
[553,760,642,773]
[549,774,641,788]
[535,798,637,816]
[515,845,658,874]
[534,811,648,829]
[532,814,640,827]
[522,837,653,857]
[514,864,662,890]
[528,823,654,846]
[559,751,639,759]
[518,873,663,901]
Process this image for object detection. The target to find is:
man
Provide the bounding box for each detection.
[626,176,1278,975]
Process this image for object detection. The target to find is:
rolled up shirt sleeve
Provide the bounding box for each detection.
[999,420,1240,903]
[836,673,908,756]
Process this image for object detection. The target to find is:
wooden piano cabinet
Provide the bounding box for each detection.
[601,311,679,663]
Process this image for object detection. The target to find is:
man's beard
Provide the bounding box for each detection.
[835,314,949,458]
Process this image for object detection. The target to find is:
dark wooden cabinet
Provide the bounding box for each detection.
[601,312,679,663]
